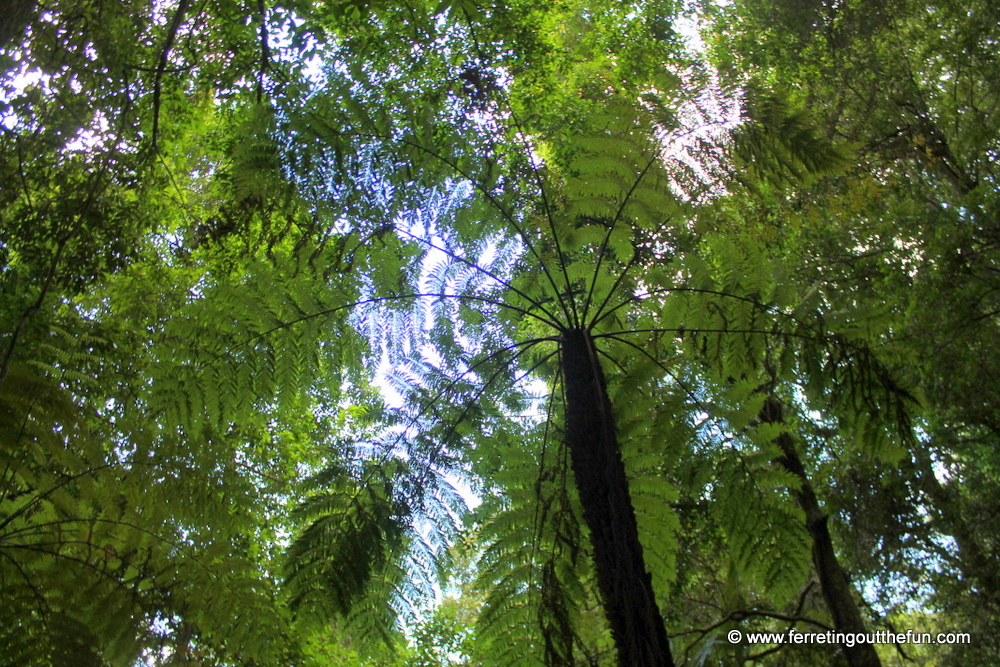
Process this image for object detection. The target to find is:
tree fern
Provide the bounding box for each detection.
[285,457,414,656]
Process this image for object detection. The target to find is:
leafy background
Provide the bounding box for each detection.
[2,0,999,665]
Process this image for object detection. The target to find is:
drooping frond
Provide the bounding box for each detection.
[728,89,852,190]
[711,445,813,604]
[285,458,413,656]
[470,411,609,667]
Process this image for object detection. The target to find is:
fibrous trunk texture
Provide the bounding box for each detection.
[560,328,675,667]
[761,397,882,667]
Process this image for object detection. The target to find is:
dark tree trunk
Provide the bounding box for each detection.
[560,328,675,667]
[0,0,37,49]
[761,397,882,667]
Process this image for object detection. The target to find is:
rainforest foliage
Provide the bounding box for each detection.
[2,0,999,665]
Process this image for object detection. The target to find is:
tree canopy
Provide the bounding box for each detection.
[2,0,999,665]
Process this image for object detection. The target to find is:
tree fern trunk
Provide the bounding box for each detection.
[561,328,675,667]
[761,397,882,667]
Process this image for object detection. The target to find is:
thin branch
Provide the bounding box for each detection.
[0,237,67,388]
[124,62,195,74]
[455,17,578,327]
[15,137,35,213]
[671,609,832,639]
[150,0,191,151]
[4,512,266,593]
[585,213,675,332]
[308,344,559,581]
[398,336,555,446]
[591,285,811,334]
[593,326,819,343]
[0,549,52,619]
[4,543,158,603]
[0,463,112,535]
[329,338,553,500]
[194,292,558,372]
[396,227,564,330]
[410,346,561,490]
[528,382,561,591]
[601,331,807,519]
[513,125,580,328]
[599,332,707,411]
[256,0,271,104]
[598,332,739,454]
[307,121,574,325]
[580,153,661,326]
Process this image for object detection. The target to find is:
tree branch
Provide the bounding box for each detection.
[150,0,191,151]
[256,0,271,103]
[0,237,67,388]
